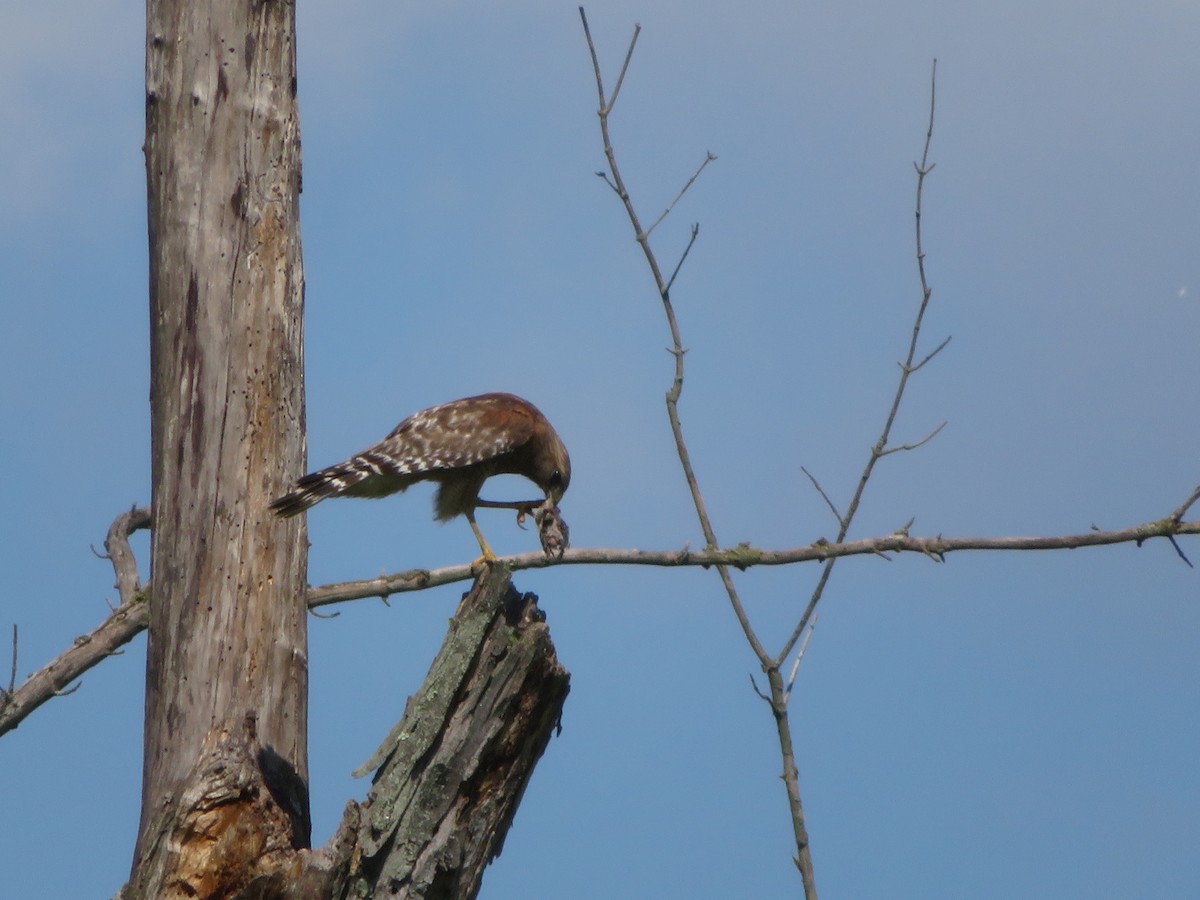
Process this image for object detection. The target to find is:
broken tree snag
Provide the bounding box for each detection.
[348,564,571,899]
[118,716,313,900]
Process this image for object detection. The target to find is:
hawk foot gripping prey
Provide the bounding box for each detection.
[271,393,571,562]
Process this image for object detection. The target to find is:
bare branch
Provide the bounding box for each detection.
[106,506,152,605]
[1167,536,1194,568]
[304,514,1199,602]
[0,594,147,738]
[800,466,843,524]
[6,624,16,696]
[1170,484,1200,526]
[907,334,951,374]
[574,30,819,877]
[7,500,1196,748]
[664,223,700,296]
[880,420,947,457]
[647,152,717,238]
[775,58,943,669]
[578,8,608,111]
[578,13,763,677]
[766,667,816,890]
[608,22,641,111]
[0,507,150,738]
[782,617,817,705]
[749,672,770,703]
[579,8,642,114]
[595,170,621,195]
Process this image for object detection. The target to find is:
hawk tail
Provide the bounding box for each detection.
[269,450,416,517]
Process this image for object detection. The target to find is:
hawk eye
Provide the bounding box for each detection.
[548,469,563,488]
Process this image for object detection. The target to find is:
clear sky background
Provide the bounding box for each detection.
[2,2,1198,897]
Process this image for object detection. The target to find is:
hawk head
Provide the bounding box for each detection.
[533,423,571,506]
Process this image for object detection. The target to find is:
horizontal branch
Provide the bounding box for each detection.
[311,516,1199,605]
[3,511,1196,738]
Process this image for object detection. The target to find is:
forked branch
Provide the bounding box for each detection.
[578,6,815,892]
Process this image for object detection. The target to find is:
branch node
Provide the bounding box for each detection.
[1169,484,1200,526]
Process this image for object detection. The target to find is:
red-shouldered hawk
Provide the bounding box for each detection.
[270,393,570,561]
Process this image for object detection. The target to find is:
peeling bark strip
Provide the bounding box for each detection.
[345,566,570,900]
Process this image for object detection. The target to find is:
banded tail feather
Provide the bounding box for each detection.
[269,452,416,517]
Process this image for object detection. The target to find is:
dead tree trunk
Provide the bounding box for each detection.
[121,3,570,896]
[127,0,310,894]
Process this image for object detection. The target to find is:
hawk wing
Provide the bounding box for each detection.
[374,392,536,476]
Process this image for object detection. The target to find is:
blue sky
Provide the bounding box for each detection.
[2,2,1199,897]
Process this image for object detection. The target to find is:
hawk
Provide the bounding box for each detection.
[270,393,571,561]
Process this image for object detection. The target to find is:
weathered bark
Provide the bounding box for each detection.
[342,566,570,899]
[128,0,309,894]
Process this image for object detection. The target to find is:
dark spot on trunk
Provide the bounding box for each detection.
[185,272,200,333]
[231,179,248,220]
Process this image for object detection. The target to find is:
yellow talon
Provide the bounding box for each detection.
[467,511,498,568]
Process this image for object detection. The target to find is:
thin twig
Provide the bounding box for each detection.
[595,171,620,195]
[1166,536,1193,568]
[579,9,608,111]
[647,152,717,238]
[801,467,843,524]
[665,223,700,296]
[907,334,951,374]
[749,672,770,703]
[608,23,641,110]
[880,420,947,457]
[7,624,16,695]
[782,617,816,704]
